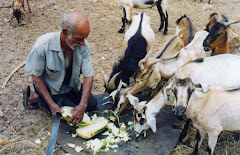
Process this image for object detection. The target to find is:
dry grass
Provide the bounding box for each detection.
[0,0,239,154]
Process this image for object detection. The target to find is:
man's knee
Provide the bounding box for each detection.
[86,95,97,112]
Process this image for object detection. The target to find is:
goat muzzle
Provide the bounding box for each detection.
[175,106,186,117]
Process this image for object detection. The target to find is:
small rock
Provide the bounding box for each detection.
[35,138,41,144]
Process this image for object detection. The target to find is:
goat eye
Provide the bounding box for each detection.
[173,89,177,96]
[140,118,145,125]
[137,113,142,117]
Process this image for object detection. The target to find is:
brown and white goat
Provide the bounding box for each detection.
[113,0,168,35]
[172,77,240,155]
[203,14,240,55]
[176,15,198,46]
[9,0,31,23]
[135,30,211,90]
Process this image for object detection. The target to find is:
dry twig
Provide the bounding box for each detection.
[1,60,26,89]
[0,5,11,8]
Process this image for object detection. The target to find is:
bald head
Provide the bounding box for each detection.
[61,11,90,37]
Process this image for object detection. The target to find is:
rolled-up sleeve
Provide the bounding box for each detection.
[25,46,46,77]
[81,48,93,77]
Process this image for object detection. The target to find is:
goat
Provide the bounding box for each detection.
[198,0,211,3]
[114,19,198,114]
[205,13,228,32]
[112,35,184,114]
[133,54,240,135]
[135,30,211,90]
[9,0,31,23]
[203,14,240,55]
[172,77,240,155]
[123,15,197,95]
[113,0,168,35]
[176,15,197,46]
[103,12,155,95]
[127,77,175,134]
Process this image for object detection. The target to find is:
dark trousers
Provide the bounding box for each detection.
[33,84,97,112]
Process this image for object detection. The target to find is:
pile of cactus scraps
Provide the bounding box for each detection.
[61,106,131,154]
[85,122,131,154]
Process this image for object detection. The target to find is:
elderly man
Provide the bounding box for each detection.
[23,11,97,125]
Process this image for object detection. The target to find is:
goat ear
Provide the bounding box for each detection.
[175,67,181,77]
[227,31,240,54]
[146,115,157,132]
[196,83,209,93]
[185,72,190,78]
[127,94,139,109]
[149,64,161,89]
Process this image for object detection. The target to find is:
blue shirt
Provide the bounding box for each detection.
[25,31,93,95]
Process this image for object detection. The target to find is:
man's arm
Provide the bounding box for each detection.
[69,76,93,125]
[32,75,63,116]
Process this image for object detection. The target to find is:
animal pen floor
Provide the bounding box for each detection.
[0,0,240,154]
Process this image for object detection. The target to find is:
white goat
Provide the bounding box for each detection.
[135,54,240,134]
[112,0,168,35]
[172,77,240,155]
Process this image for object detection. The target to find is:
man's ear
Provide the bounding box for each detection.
[62,28,69,36]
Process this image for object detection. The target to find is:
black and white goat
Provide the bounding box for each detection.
[113,0,168,35]
[103,12,155,95]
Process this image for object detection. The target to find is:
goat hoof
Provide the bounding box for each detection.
[118,29,124,33]
[163,32,167,36]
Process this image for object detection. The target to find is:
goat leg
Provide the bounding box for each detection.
[9,10,14,22]
[26,0,31,12]
[20,8,27,18]
[178,118,191,143]
[110,0,114,9]
[22,0,25,10]
[118,8,126,33]
[190,131,201,155]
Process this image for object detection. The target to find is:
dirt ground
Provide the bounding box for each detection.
[0,0,240,154]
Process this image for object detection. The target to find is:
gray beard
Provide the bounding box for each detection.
[64,57,70,68]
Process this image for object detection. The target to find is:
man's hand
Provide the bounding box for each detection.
[49,102,63,117]
[68,104,87,125]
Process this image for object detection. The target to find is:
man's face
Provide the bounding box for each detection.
[65,22,90,50]
[66,33,87,50]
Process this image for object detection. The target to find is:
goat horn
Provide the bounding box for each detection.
[108,72,121,90]
[101,70,109,87]
[139,59,146,71]
[146,58,162,66]
[117,80,128,92]
[224,19,240,27]
[217,13,222,22]
[143,46,153,60]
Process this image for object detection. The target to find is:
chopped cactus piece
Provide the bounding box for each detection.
[76,117,109,139]
[75,146,83,152]
[61,106,91,126]
[86,138,106,154]
[107,123,119,136]
[67,143,76,148]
